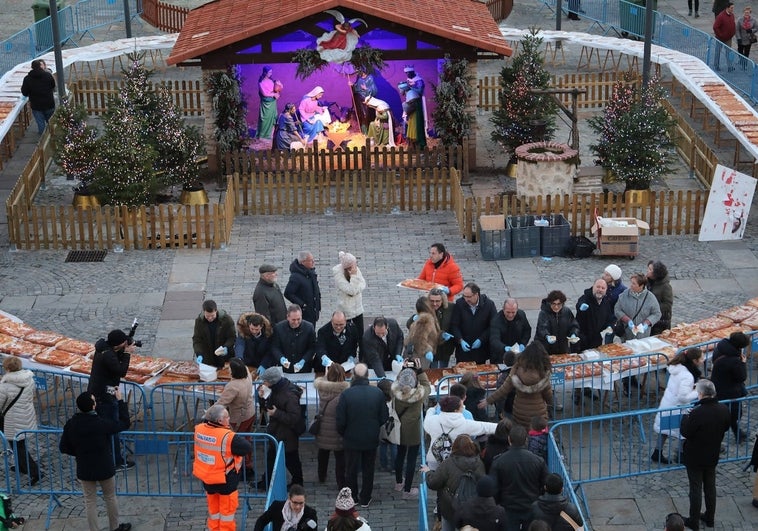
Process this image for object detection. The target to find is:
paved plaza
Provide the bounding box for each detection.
[2,1,758,530]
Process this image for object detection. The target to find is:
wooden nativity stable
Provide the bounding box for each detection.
[167,0,513,171]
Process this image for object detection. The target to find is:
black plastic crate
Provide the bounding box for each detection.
[479,215,511,260]
[540,214,571,257]
[507,215,541,258]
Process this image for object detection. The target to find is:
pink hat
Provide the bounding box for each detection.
[339,251,357,269]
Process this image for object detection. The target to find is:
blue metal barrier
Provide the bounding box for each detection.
[30,7,76,55]
[13,429,283,528]
[549,394,758,519]
[75,0,142,41]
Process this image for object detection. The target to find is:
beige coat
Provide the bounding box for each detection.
[313,377,350,451]
[216,374,255,425]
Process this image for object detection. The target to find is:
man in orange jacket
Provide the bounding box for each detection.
[417,243,464,301]
[194,404,253,531]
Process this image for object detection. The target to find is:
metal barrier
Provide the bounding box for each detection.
[31,367,148,430]
[0,0,142,79]
[549,394,758,519]
[11,429,284,529]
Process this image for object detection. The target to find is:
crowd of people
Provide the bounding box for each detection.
[3,242,747,530]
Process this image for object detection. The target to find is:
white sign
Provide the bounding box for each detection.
[699,164,756,241]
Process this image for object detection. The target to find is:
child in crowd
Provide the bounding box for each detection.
[528,415,549,462]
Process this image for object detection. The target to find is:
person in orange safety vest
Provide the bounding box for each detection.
[194,404,253,531]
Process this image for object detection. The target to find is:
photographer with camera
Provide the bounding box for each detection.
[87,329,135,471]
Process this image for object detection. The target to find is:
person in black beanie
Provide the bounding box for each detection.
[87,329,134,470]
[60,391,131,531]
[454,475,506,531]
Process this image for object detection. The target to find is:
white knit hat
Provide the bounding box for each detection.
[339,251,357,269]
[335,487,356,511]
[604,264,622,281]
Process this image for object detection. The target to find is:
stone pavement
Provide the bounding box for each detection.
[2,1,758,530]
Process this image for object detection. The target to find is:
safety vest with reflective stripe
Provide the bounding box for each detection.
[193,422,242,485]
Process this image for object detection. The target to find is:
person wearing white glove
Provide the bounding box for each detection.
[575,278,616,351]
[613,273,661,342]
[270,305,317,374]
[535,290,580,356]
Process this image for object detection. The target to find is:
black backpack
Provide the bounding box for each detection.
[451,470,478,513]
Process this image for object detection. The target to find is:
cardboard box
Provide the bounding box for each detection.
[590,217,649,257]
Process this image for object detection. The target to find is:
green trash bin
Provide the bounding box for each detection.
[32,0,64,50]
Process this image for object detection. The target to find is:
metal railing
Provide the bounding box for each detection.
[536,0,758,102]
[0,0,141,79]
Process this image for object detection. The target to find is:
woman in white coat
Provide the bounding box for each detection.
[651,347,703,464]
[332,251,366,336]
[0,356,41,484]
[423,395,497,470]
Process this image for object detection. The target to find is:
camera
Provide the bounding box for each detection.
[127,318,142,348]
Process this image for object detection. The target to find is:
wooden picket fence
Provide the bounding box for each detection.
[69,79,205,116]
[477,71,639,111]
[450,165,709,242]
[230,167,456,215]
[139,0,189,33]
[5,129,234,251]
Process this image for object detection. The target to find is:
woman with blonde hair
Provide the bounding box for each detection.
[313,363,350,487]
[332,251,366,337]
[0,356,41,484]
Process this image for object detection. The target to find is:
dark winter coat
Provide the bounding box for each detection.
[489,309,532,364]
[253,279,287,325]
[270,320,317,373]
[535,299,580,355]
[316,322,359,364]
[284,259,322,324]
[59,401,130,481]
[489,445,548,512]
[529,493,584,531]
[575,288,616,351]
[426,454,485,522]
[607,280,627,307]
[261,377,303,451]
[21,68,55,111]
[487,366,553,428]
[192,310,236,367]
[455,496,507,531]
[680,396,731,468]
[235,332,273,370]
[336,377,389,451]
[647,273,673,334]
[450,293,498,364]
[391,371,430,446]
[361,318,404,377]
[87,339,130,398]
[711,338,748,399]
[313,377,349,451]
[482,433,510,474]
[253,500,318,531]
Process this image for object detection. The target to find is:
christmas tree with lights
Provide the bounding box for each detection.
[79,53,202,207]
[589,74,675,190]
[207,65,249,154]
[432,55,475,147]
[491,29,557,157]
[50,100,99,188]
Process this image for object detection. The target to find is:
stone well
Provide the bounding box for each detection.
[515,141,578,197]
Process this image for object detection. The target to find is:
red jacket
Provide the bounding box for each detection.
[714,10,736,42]
[418,253,464,300]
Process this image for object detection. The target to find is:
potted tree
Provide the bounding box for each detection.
[588,74,676,192]
[49,100,101,208]
[491,28,558,175]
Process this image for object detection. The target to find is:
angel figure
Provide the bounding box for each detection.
[316,10,367,63]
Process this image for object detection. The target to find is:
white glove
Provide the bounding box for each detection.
[601,327,613,337]
[214,346,228,356]
[546,335,557,344]
[568,335,580,345]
